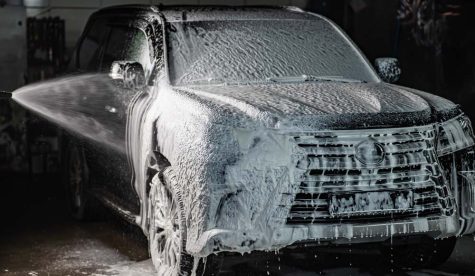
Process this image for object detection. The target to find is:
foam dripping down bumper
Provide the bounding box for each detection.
[188,215,460,256]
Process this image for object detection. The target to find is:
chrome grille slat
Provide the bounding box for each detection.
[293,131,434,143]
[297,170,432,182]
[297,141,431,156]
[284,189,438,207]
[299,181,436,193]
[286,126,453,225]
[287,205,442,220]
[294,154,432,170]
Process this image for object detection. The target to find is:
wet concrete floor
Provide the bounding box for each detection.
[1,173,474,276]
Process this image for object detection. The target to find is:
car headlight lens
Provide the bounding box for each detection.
[436,114,475,235]
[437,115,475,157]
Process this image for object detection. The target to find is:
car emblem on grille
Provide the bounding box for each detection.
[355,139,385,165]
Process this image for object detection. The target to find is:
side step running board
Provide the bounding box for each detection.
[91,189,139,224]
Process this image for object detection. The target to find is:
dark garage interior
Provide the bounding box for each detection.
[1,0,475,275]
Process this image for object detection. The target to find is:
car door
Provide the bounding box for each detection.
[73,15,156,213]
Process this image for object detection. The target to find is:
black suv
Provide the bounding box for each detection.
[17,5,475,276]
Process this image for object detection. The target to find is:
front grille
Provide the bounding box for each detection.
[286,126,454,225]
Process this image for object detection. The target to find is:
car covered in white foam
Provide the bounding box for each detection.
[43,5,475,275]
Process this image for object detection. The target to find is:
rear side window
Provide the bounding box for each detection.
[77,18,108,71]
[101,26,152,75]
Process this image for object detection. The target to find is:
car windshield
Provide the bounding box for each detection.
[165,18,380,86]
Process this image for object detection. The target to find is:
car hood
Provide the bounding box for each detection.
[171,82,459,130]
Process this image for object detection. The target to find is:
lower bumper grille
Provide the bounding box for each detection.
[287,187,442,224]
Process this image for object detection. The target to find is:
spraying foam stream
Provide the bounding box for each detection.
[11,74,135,153]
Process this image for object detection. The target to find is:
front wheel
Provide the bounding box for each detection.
[148,168,220,276]
[148,169,194,276]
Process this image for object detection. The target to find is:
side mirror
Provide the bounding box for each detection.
[374,58,401,83]
[110,61,146,89]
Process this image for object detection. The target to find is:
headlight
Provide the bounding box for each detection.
[436,114,475,235]
[437,115,475,156]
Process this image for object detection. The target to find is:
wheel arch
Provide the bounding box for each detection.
[141,120,173,234]
[146,120,171,196]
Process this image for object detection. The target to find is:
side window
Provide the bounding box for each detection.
[77,18,108,71]
[101,26,152,76]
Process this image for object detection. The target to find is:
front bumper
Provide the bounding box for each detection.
[187,122,475,257]
[275,215,459,246]
[191,215,459,256]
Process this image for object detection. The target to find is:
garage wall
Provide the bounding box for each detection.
[23,0,309,50]
[0,6,27,91]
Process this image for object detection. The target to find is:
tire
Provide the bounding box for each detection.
[148,168,219,276]
[430,237,457,265]
[385,237,457,270]
[64,143,98,220]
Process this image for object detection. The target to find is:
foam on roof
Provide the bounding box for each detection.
[159,6,313,22]
[96,5,314,23]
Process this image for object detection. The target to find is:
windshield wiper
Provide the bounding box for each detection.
[183,75,365,86]
[184,78,227,86]
[186,78,267,86]
[266,75,364,83]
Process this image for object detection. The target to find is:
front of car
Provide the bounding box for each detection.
[157,7,475,257]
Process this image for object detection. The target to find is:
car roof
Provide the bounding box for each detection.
[95,5,317,23]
